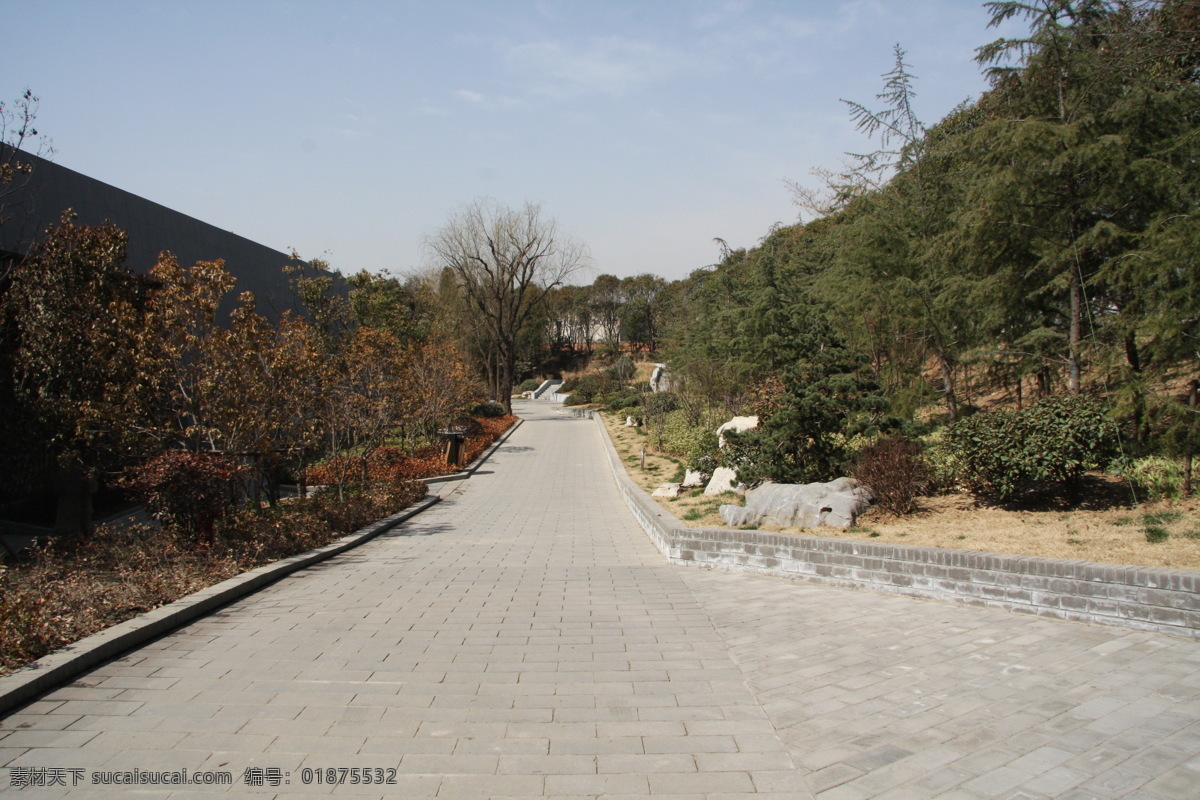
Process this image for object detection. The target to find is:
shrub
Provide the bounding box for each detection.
[1,479,431,675]
[944,395,1119,500]
[470,400,507,418]
[1121,455,1184,501]
[660,410,708,459]
[610,356,635,381]
[641,391,679,417]
[516,378,542,393]
[919,428,965,491]
[601,389,640,412]
[558,373,618,405]
[686,430,721,477]
[854,437,930,515]
[128,451,243,543]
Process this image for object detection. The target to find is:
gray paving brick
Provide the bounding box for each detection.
[3,401,1200,798]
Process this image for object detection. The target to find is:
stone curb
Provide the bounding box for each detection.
[0,417,523,717]
[0,497,439,717]
[591,411,1200,639]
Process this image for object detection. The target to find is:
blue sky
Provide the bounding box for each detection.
[4,1,1022,282]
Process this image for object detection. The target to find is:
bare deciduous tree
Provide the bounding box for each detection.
[426,199,588,411]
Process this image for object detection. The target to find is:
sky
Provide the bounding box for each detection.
[3,1,1025,283]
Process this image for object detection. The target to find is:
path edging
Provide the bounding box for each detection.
[0,417,524,716]
[0,496,441,717]
[591,410,1200,639]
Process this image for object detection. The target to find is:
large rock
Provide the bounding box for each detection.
[716,415,759,447]
[719,478,873,529]
[649,363,674,393]
[651,483,682,498]
[681,469,707,488]
[704,467,742,496]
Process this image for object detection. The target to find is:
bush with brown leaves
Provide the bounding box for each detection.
[854,436,931,516]
[0,480,427,676]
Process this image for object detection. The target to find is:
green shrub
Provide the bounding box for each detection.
[558,373,618,405]
[601,389,641,412]
[516,378,542,393]
[660,410,708,458]
[610,356,635,381]
[1121,455,1184,501]
[944,395,1119,500]
[641,391,679,417]
[469,400,507,418]
[686,430,720,476]
[919,428,964,491]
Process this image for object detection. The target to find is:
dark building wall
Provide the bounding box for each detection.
[0,145,323,320]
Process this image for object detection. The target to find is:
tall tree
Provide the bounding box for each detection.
[965,0,1141,394]
[426,199,587,411]
[3,213,147,532]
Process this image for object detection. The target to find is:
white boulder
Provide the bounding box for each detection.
[719,478,873,529]
[716,416,759,447]
[704,467,744,496]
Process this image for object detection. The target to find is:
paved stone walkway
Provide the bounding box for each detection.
[3,400,1200,798]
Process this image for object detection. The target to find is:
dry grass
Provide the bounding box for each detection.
[840,495,1200,571]
[599,409,1200,571]
[601,410,740,527]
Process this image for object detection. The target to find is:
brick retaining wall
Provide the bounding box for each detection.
[592,412,1200,639]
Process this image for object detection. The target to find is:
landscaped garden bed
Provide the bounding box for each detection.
[0,415,516,677]
[599,408,1200,571]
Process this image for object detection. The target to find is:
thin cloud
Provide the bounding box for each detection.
[507,36,694,99]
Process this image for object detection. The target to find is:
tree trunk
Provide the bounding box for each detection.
[1125,332,1146,445]
[1067,262,1083,394]
[1185,379,1198,497]
[499,340,515,414]
[53,465,96,536]
[939,352,958,423]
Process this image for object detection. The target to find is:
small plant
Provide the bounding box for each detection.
[610,356,635,381]
[853,436,930,515]
[1121,456,1184,501]
[469,400,506,418]
[1143,511,1183,526]
[683,509,704,521]
[1145,527,1170,543]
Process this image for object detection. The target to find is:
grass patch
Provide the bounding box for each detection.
[1145,526,1170,543]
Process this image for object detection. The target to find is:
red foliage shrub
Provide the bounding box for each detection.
[1,479,430,675]
[128,451,243,543]
[853,436,931,516]
[308,415,517,486]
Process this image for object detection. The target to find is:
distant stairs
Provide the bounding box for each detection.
[531,379,563,399]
